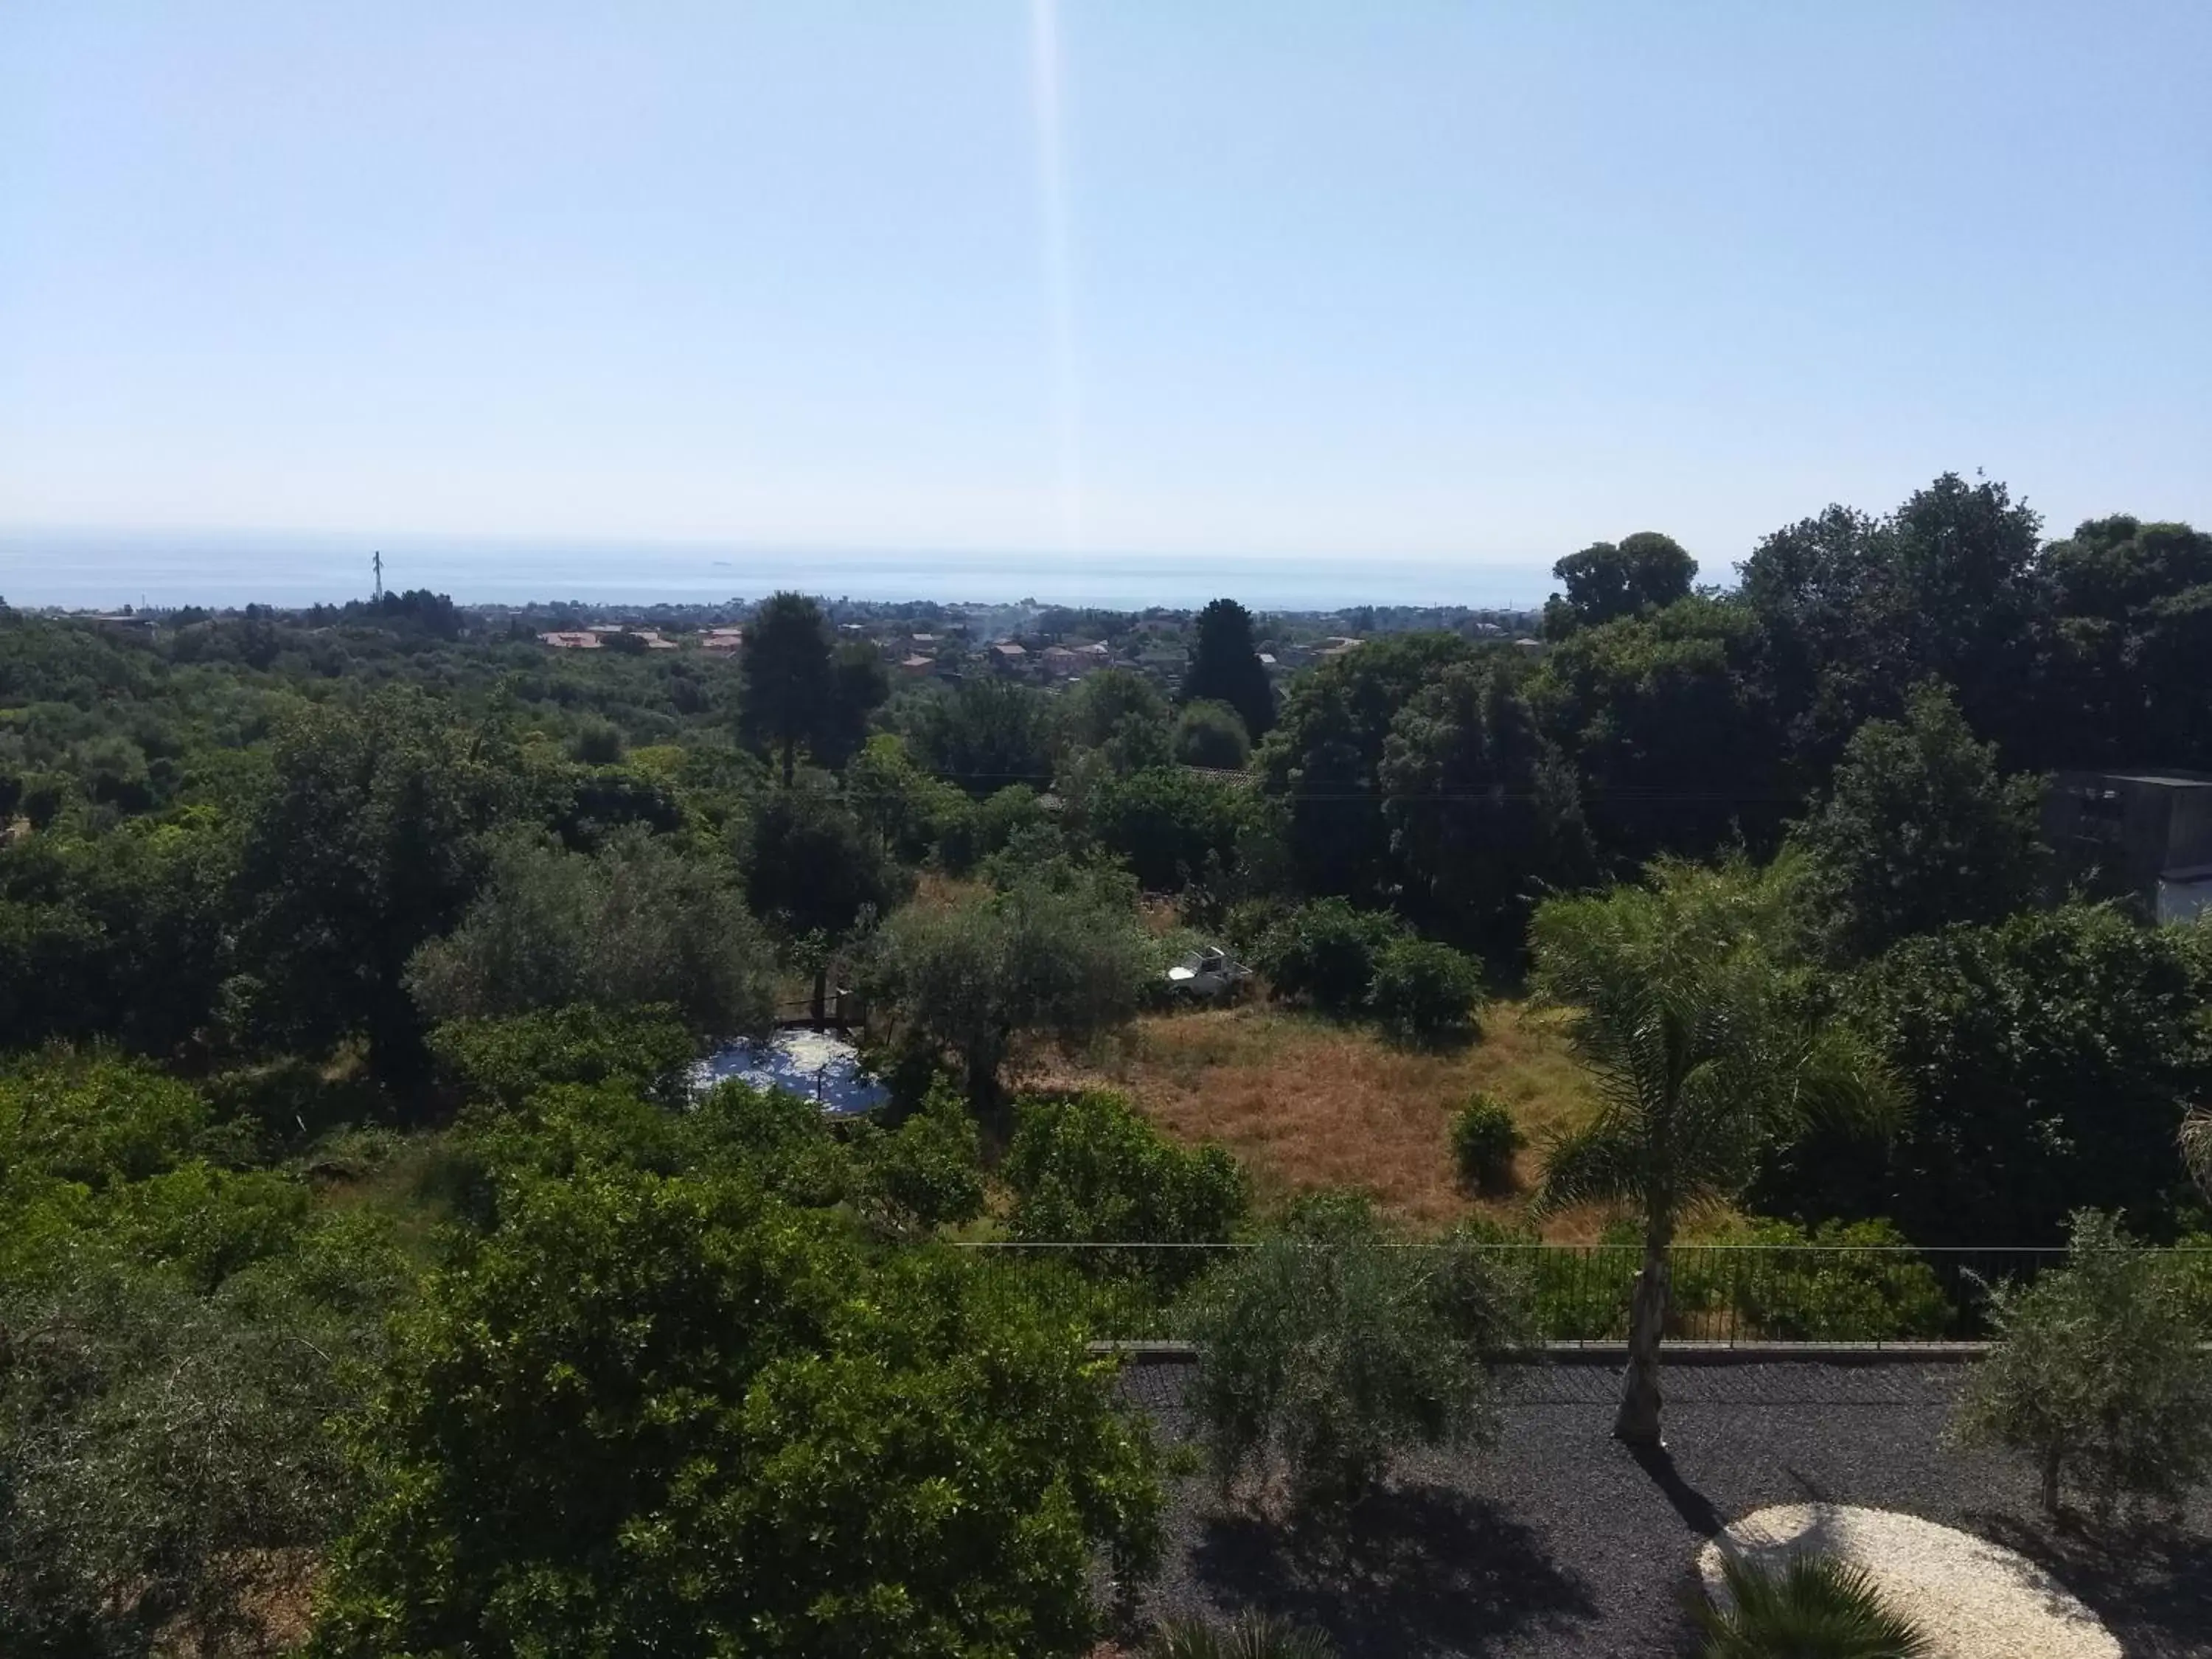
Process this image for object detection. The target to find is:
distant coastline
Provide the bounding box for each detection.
[0,526,1556,613]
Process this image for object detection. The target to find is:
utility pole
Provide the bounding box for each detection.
[372,549,384,599]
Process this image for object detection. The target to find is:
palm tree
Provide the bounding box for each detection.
[1695,1553,1930,1658]
[1530,856,1897,1446]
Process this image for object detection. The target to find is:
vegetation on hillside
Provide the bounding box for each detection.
[4,473,2212,1647]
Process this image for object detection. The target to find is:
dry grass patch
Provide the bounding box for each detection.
[1048,1000,1601,1234]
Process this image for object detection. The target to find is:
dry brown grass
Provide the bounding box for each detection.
[1046,999,1608,1236]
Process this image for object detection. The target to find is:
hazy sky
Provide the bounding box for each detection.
[4,1,2208,580]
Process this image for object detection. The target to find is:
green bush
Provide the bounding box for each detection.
[1719,1217,1951,1341]
[1253,898,1403,1016]
[1451,1093,1524,1193]
[1172,700,1252,771]
[855,1077,986,1236]
[1005,1090,1246,1286]
[429,1003,698,1110]
[1371,936,1485,1047]
[1180,1195,1528,1514]
[0,1049,210,1190]
[1952,1208,2212,1517]
[1694,1552,1929,1659]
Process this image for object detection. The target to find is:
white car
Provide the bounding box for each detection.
[1164,947,1253,1001]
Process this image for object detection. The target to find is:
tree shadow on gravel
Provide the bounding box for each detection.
[1192,1486,1597,1658]
[1971,1511,2212,1659]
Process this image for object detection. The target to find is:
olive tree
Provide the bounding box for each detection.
[1952,1210,2212,1518]
[1181,1196,1528,1514]
[407,827,776,1039]
[1530,856,1896,1446]
[868,874,1150,1121]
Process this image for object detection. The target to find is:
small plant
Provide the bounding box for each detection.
[1451,1093,1524,1193]
[1150,1610,1337,1658]
[1180,1194,1528,1514]
[1951,1208,2212,1518]
[1369,936,1485,1048]
[1694,1552,1929,1658]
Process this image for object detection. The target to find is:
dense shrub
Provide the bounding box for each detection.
[1180,1196,1528,1513]
[1713,1217,1950,1341]
[1757,904,2212,1246]
[1004,1090,1246,1284]
[1253,898,1403,1015]
[854,1077,987,1236]
[1369,936,1485,1047]
[0,1048,212,1190]
[1,1225,411,1659]
[1172,700,1252,771]
[1451,1093,1524,1193]
[1951,1209,2212,1517]
[429,1004,698,1110]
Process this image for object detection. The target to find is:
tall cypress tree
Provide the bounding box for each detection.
[1180,597,1274,739]
[738,593,834,786]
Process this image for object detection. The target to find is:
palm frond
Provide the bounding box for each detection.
[2183,1108,2212,1200]
[1531,1119,1649,1217]
[1696,1551,1930,1658]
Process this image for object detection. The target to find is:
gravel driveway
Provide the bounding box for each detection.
[1118,1359,2212,1658]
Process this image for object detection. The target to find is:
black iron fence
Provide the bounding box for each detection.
[950,1240,2212,1347]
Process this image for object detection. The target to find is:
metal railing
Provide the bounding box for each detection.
[950,1240,2212,1348]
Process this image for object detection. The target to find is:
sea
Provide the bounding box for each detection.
[0,527,1554,614]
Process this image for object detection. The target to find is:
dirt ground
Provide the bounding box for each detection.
[1043,1001,1610,1236]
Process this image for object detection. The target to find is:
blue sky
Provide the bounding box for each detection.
[4,1,2208,590]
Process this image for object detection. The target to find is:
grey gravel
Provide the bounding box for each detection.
[1118,1359,2212,1658]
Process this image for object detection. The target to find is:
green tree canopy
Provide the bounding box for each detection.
[736,594,886,783]
[1529,596,1786,866]
[406,827,775,1039]
[868,872,1150,1120]
[1180,598,1274,740]
[1378,655,1593,951]
[308,1166,1161,1659]
[1060,668,1174,772]
[737,592,832,785]
[907,678,1055,799]
[1756,904,2212,1246]
[1087,766,1256,894]
[742,779,911,1021]
[1542,531,1696,637]
[1259,631,1474,900]
[230,690,516,1081]
[1789,683,2047,961]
